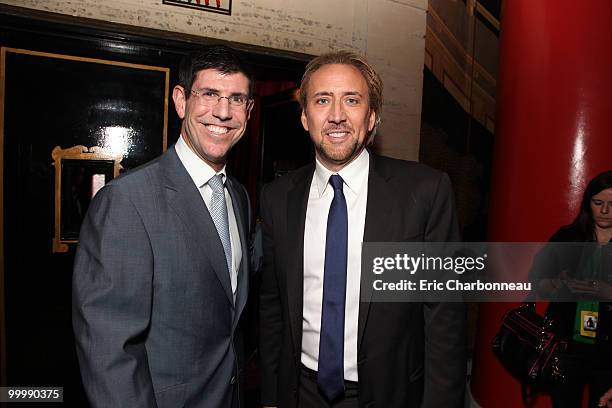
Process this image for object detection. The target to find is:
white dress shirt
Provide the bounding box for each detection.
[301,149,369,381]
[175,136,242,300]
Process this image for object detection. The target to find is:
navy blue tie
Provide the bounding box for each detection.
[318,174,348,401]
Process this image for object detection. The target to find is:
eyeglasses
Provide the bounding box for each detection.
[189,89,250,107]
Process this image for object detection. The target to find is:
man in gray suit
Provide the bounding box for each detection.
[73,45,253,408]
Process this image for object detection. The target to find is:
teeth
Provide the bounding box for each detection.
[328,132,348,137]
[206,125,229,134]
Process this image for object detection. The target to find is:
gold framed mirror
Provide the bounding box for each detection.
[51,145,123,253]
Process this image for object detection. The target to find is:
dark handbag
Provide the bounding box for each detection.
[492,303,571,398]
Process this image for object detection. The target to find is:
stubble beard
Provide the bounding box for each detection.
[316,136,362,167]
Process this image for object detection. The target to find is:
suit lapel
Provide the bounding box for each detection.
[160,147,234,306]
[227,178,249,329]
[358,155,393,351]
[286,166,314,359]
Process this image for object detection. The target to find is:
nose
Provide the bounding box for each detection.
[212,97,232,121]
[602,202,610,214]
[327,100,347,124]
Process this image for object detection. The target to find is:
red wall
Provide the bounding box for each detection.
[471,1,612,406]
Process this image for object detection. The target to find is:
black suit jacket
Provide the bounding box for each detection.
[259,153,466,408]
[73,146,250,407]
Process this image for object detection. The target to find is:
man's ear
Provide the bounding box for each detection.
[301,110,309,132]
[368,109,376,132]
[246,99,254,121]
[172,85,187,119]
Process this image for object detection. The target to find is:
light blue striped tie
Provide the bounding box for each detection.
[208,174,232,275]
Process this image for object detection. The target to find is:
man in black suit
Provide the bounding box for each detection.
[259,51,466,408]
[73,45,253,407]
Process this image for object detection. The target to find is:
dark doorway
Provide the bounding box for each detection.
[260,88,314,184]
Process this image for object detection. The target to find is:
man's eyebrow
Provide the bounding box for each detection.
[311,91,364,97]
[198,87,247,97]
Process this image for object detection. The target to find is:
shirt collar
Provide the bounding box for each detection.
[175,135,226,188]
[314,148,369,197]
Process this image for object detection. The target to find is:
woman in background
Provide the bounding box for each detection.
[531,170,612,408]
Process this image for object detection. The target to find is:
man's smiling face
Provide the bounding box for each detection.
[173,68,252,171]
[300,63,376,172]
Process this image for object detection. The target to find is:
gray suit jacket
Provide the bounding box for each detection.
[73,146,250,408]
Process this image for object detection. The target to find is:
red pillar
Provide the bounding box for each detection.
[470,1,612,407]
